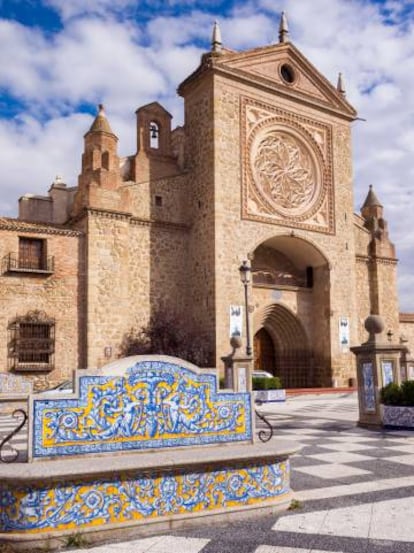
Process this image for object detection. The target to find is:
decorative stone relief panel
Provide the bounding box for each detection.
[241,97,334,233]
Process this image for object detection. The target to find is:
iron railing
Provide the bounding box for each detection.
[2,252,54,273]
[0,409,28,463]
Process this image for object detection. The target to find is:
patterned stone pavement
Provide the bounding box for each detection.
[1,392,414,552]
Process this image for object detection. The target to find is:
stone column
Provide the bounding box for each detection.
[351,315,408,427]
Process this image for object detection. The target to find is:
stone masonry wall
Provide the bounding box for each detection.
[400,316,414,368]
[211,73,358,385]
[83,205,189,370]
[354,215,400,345]
[181,78,217,364]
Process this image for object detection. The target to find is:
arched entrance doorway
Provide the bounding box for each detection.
[254,304,311,388]
[254,328,275,374]
[251,234,330,388]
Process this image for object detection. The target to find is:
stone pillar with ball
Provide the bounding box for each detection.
[222,335,254,393]
[351,315,408,427]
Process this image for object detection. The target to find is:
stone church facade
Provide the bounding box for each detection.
[1,17,413,390]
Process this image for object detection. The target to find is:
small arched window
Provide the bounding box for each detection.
[149,121,159,149]
[101,151,110,170]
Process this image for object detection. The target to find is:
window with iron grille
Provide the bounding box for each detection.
[8,311,55,371]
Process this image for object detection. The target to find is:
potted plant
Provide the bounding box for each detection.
[252,373,286,403]
[380,381,414,428]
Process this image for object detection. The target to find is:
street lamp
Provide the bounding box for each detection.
[239,260,252,357]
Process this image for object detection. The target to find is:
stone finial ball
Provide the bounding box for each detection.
[364,315,384,335]
[230,336,243,350]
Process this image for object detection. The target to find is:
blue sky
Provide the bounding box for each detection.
[1,0,414,310]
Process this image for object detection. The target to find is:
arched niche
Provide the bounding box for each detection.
[251,235,331,388]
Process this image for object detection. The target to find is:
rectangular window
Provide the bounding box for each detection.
[18,237,45,270]
[8,311,55,371]
[18,323,52,364]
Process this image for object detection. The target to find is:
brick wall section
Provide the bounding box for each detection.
[0,225,81,390]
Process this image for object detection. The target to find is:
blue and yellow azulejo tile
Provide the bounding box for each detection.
[32,361,252,458]
[0,460,289,533]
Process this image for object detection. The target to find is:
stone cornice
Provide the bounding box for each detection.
[213,65,356,122]
[86,207,132,220]
[356,254,398,265]
[130,217,190,232]
[400,313,414,323]
[355,254,370,263]
[0,217,82,237]
[178,43,356,121]
[67,208,189,232]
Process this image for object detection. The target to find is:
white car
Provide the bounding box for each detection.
[39,380,74,395]
[252,371,273,379]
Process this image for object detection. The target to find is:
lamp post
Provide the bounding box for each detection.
[239,260,252,357]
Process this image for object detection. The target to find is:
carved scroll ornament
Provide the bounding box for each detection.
[249,127,322,219]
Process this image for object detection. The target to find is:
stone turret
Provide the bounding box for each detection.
[80,105,120,190]
[361,184,383,220]
[361,185,395,258]
[72,105,125,215]
[360,185,399,335]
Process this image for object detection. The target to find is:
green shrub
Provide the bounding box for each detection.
[381,383,403,405]
[252,376,282,390]
[381,381,414,406]
[401,380,414,406]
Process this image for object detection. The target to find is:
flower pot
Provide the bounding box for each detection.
[382,404,414,428]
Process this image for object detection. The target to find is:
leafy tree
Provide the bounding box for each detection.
[120,310,211,367]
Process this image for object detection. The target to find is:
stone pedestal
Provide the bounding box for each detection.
[222,352,254,393]
[351,315,408,427]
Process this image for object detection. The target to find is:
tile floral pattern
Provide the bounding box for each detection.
[32,361,252,458]
[0,460,289,533]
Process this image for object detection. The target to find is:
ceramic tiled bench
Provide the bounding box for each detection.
[0,356,297,551]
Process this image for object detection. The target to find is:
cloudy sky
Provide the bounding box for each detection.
[1,0,414,310]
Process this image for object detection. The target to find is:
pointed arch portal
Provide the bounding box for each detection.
[254,304,311,389]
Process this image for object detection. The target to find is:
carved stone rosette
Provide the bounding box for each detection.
[241,97,334,233]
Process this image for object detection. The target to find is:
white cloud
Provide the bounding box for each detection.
[0,112,89,214]
[0,20,50,99]
[44,0,137,20]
